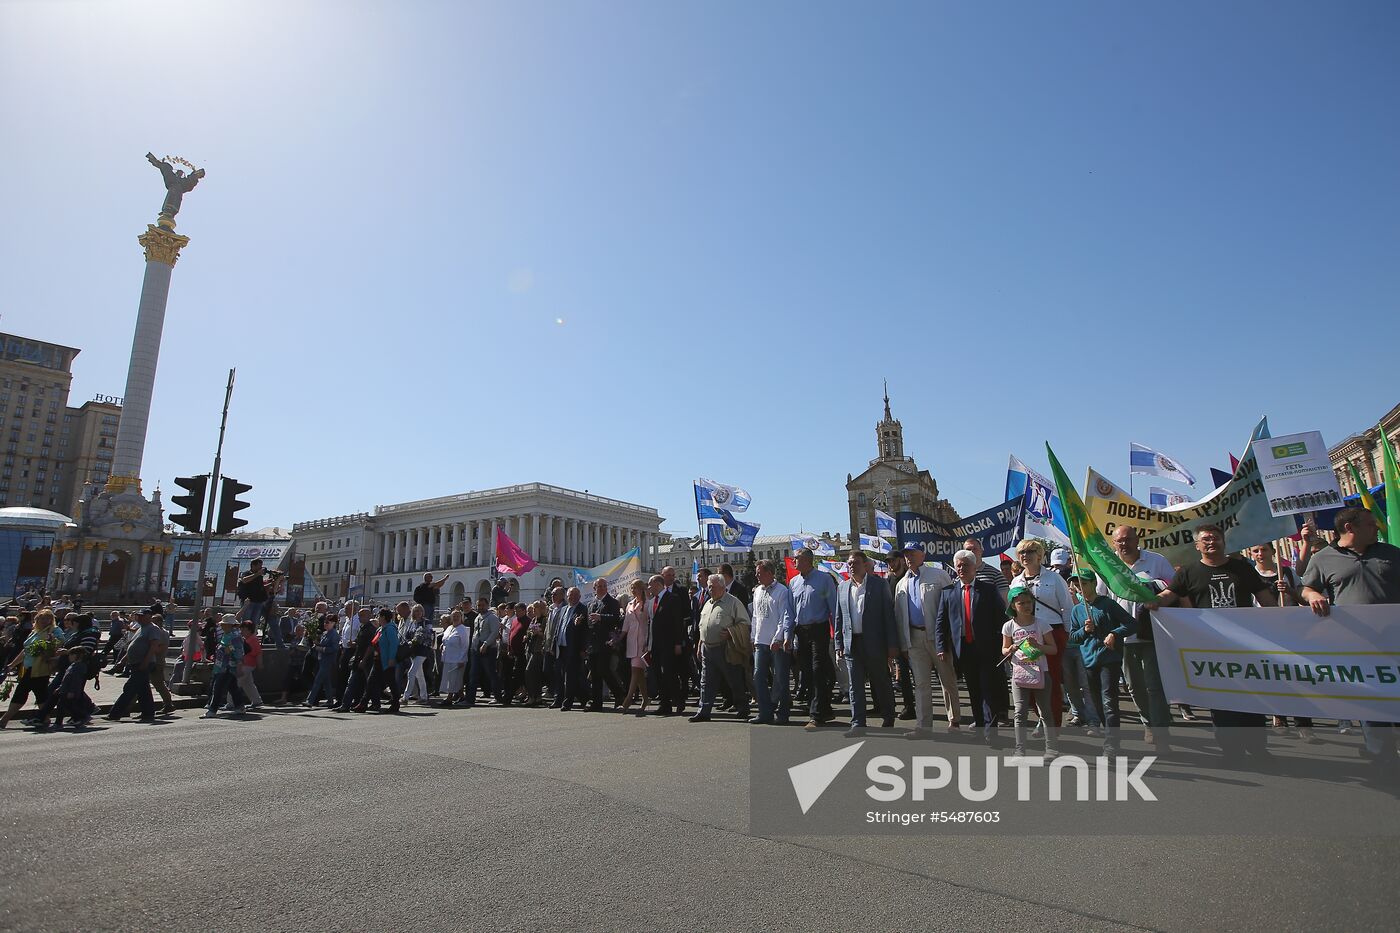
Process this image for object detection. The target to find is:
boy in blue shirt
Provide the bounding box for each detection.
[1069,569,1136,758]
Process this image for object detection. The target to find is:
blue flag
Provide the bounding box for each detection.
[707,511,760,552]
[859,532,892,554]
[790,535,836,557]
[696,477,751,512]
[875,509,896,538]
[1130,443,1198,486]
[1006,454,1070,547]
[694,483,724,522]
[1149,486,1190,510]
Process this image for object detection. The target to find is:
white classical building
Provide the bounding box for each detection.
[292,483,664,606]
[654,532,849,577]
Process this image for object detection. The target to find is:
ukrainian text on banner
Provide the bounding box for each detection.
[571,547,644,597]
[1082,456,1294,568]
[895,498,1022,564]
[1152,606,1400,722]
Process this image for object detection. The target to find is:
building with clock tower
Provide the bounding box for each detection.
[845,385,959,544]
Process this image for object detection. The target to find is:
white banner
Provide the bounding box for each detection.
[177,560,200,582]
[1152,605,1400,721]
[1084,449,1296,567]
[1254,430,1345,517]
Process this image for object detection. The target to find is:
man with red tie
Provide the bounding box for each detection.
[649,567,692,715]
[935,549,1008,741]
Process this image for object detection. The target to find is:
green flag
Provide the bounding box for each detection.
[1379,428,1400,547]
[1045,442,1158,603]
[1347,461,1388,538]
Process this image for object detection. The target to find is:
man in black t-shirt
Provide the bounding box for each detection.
[1163,524,1277,762]
[413,573,448,623]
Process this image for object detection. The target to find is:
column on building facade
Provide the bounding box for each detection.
[531,513,542,564]
[395,530,406,573]
[437,524,447,569]
[1361,443,1380,487]
[488,517,499,568]
[471,519,481,566]
[553,517,563,565]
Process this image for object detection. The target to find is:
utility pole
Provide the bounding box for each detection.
[196,368,236,610]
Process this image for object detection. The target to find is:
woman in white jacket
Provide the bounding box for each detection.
[399,603,432,705]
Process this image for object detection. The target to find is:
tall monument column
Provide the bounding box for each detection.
[107,224,189,491]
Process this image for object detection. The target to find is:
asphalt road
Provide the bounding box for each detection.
[2,703,1397,932]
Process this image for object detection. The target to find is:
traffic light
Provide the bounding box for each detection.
[169,475,207,533]
[215,476,253,534]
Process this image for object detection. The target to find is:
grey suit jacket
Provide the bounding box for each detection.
[471,610,501,651]
[893,564,954,651]
[835,575,899,658]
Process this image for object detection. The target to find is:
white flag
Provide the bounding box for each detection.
[1130,443,1198,487]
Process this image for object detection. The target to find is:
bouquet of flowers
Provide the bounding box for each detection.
[27,635,58,661]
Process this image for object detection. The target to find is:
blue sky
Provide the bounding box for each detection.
[2,0,1396,540]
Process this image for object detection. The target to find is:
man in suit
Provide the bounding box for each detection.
[586,578,624,711]
[544,587,568,705]
[465,596,501,708]
[649,567,691,715]
[935,549,1008,741]
[719,563,751,608]
[555,586,589,710]
[894,542,957,738]
[835,550,899,737]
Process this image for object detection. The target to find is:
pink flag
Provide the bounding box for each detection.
[495,527,537,575]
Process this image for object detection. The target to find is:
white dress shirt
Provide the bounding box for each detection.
[849,577,867,635]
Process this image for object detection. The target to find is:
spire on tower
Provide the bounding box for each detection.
[883,379,891,421]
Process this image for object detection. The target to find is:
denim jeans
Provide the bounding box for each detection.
[305,653,338,705]
[468,645,499,705]
[700,643,747,716]
[1060,643,1098,726]
[241,601,284,648]
[1087,663,1122,749]
[845,637,895,728]
[753,644,792,723]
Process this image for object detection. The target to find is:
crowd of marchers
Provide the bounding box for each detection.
[2,507,1396,778]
